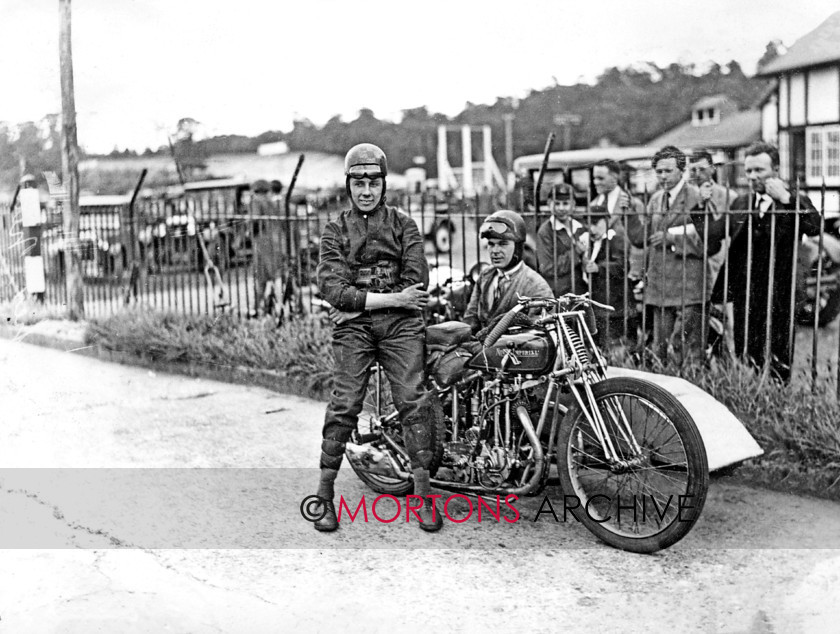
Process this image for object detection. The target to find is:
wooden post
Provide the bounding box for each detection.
[59,0,84,320]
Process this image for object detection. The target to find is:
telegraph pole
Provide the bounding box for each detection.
[59,0,84,319]
[553,114,582,151]
[503,113,515,173]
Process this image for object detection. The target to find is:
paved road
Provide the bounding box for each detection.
[1,338,839,633]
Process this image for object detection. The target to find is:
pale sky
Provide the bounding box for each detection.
[2,0,838,154]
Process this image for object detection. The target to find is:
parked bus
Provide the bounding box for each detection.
[512,145,658,210]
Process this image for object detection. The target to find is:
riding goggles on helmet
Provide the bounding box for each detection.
[347,165,385,180]
[480,220,515,241]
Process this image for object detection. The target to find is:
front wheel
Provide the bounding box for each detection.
[346,367,445,495]
[556,377,708,553]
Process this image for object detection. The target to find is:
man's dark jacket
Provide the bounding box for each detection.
[709,192,820,380]
[316,204,428,311]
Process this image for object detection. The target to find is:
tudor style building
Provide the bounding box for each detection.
[758,11,840,212]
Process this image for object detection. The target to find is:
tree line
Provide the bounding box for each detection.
[1,56,774,195]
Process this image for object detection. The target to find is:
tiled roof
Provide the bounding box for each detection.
[692,94,730,109]
[758,11,840,75]
[648,110,761,149]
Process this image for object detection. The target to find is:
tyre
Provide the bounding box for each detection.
[433,221,453,254]
[347,367,446,495]
[556,377,708,553]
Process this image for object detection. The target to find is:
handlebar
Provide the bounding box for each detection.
[482,293,614,347]
[516,292,615,313]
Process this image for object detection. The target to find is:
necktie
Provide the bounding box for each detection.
[492,273,507,311]
[758,194,772,217]
[662,190,670,212]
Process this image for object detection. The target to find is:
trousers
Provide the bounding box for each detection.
[320,309,434,470]
[651,303,704,364]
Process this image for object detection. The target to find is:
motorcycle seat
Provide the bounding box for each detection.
[426,320,473,349]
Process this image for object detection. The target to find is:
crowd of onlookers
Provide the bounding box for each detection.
[532,142,820,384]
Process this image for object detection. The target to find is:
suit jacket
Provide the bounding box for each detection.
[710,192,820,306]
[628,183,708,306]
[695,183,739,296]
[588,188,645,267]
[463,262,553,333]
[536,217,587,297]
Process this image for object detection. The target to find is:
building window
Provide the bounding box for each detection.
[805,125,840,186]
[810,130,823,180]
[691,106,719,127]
[828,130,840,180]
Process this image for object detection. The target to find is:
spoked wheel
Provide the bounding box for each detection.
[556,377,708,553]
[346,366,445,495]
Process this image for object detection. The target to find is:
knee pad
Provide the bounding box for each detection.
[410,449,433,470]
[321,439,346,457]
[320,439,346,470]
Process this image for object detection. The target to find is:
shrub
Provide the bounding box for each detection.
[86,308,335,396]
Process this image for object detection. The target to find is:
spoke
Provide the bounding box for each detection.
[630,472,683,514]
[628,465,689,487]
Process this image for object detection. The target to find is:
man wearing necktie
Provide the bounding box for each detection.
[588,159,646,345]
[463,210,552,336]
[628,146,708,365]
[707,142,820,383]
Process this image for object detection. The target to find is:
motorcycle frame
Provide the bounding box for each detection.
[360,296,649,496]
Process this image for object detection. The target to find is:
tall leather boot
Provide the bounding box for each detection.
[314,467,339,532]
[413,467,442,532]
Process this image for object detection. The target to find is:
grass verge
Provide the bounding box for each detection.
[86,308,335,401]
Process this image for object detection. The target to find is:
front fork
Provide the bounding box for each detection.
[565,376,644,469]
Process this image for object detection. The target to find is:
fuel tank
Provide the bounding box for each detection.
[466,329,556,374]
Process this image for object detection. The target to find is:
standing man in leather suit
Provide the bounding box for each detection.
[313,143,442,532]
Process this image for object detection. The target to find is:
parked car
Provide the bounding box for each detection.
[796,224,840,327]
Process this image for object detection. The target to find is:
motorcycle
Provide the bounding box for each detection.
[424,262,491,324]
[345,293,709,553]
[796,230,840,327]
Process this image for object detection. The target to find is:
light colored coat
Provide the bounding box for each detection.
[629,183,706,307]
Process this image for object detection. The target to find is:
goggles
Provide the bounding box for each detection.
[480,220,514,240]
[347,165,384,180]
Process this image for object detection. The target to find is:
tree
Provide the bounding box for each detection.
[757,40,783,73]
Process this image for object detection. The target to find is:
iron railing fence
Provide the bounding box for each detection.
[2,181,839,393]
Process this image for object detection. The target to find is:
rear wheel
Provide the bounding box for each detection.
[347,366,445,495]
[556,377,708,553]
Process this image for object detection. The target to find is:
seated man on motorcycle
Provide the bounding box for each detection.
[313,143,443,532]
[463,210,553,339]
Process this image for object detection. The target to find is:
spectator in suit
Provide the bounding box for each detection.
[687,150,739,358]
[628,146,713,364]
[706,142,820,383]
[588,159,646,344]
